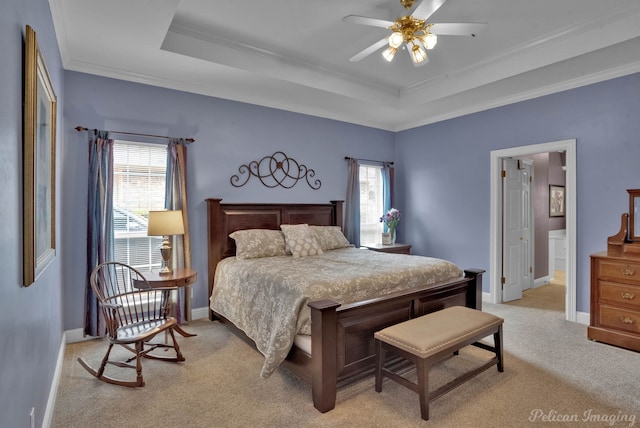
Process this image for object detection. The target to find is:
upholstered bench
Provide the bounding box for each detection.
[374,306,504,421]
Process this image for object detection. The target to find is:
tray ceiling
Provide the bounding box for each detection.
[50,0,640,131]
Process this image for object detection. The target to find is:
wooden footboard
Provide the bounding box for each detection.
[285,269,484,413]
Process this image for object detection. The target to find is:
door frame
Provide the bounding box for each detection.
[489,139,577,322]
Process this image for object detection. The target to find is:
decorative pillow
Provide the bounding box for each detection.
[280,224,324,258]
[310,226,352,251]
[229,229,287,259]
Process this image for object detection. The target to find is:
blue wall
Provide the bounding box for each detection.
[0,1,65,427]
[65,69,640,320]
[395,73,640,312]
[62,71,395,330]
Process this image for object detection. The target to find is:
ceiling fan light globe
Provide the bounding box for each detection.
[409,43,427,64]
[382,46,398,62]
[388,32,404,48]
[423,33,437,49]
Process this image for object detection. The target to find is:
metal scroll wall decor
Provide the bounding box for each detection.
[230,151,321,190]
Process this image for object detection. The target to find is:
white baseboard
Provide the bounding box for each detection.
[534,276,551,287]
[43,333,66,428]
[65,328,97,344]
[191,306,209,320]
[576,311,590,325]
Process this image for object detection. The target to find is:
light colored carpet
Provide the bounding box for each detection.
[52,282,640,427]
[506,276,565,312]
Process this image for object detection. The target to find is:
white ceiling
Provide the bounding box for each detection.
[49,0,640,131]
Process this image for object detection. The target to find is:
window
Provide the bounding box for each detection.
[113,141,166,270]
[359,164,384,245]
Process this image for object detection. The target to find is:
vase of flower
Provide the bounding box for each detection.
[389,227,396,244]
[380,208,401,245]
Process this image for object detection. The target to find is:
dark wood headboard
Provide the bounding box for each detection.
[205,199,344,303]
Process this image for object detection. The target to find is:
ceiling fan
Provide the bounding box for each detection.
[344,0,487,66]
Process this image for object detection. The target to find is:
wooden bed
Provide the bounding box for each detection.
[206,198,484,413]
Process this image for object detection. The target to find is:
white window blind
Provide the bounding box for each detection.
[359,164,384,245]
[113,141,167,270]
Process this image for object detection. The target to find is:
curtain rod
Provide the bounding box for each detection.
[75,126,195,143]
[344,156,393,165]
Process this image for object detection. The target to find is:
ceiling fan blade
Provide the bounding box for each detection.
[343,15,394,28]
[349,38,389,62]
[412,0,447,20]
[429,22,488,36]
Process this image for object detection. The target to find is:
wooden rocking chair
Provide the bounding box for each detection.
[78,262,185,387]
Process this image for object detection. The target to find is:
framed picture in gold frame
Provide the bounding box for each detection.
[23,25,57,286]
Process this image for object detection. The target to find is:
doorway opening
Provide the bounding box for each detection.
[489,139,577,322]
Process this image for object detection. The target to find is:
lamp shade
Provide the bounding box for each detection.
[388,32,404,49]
[382,46,398,62]
[409,43,428,64]
[419,32,437,50]
[147,210,185,236]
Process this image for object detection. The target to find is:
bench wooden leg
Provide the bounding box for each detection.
[417,359,430,421]
[495,324,504,372]
[374,339,384,393]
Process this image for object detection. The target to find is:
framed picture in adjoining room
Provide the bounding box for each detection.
[23,25,57,286]
[549,185,565,218]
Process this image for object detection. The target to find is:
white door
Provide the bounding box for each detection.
[502,158,533,302]
[520,159,534,292]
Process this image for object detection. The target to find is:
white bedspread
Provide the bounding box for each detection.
[210,247,462,378]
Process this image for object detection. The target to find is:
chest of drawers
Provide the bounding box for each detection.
[589,252,640,351]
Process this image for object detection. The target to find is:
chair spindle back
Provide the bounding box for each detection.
[90,262,169,339]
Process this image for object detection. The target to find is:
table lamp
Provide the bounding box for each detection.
[147,210,185,274]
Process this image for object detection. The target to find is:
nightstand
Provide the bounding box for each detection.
[362,243,411,255]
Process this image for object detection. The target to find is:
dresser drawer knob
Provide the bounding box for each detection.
[621,292,636,300]
[621,267,635,276]
[620,317,635,325]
